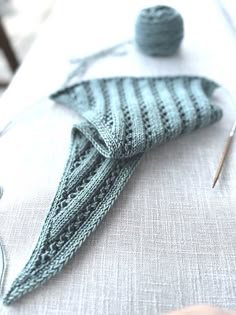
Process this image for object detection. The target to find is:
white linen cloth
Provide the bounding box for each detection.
[0,0,236,314]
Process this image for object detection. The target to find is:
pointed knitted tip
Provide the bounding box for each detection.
[2,251,59,305]
[2,260,55,305]
[2,240,76,305]
[2,246,75,305]
[2,274,32,305]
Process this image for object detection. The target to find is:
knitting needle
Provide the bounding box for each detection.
[0,96,49,138]
[0,240,5,297]
[0,186,5,296]
[212,119,236,188]
[0,187,5,296]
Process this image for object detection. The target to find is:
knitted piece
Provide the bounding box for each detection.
[3,76,222,305]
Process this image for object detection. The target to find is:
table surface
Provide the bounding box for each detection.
[0,0,236,314]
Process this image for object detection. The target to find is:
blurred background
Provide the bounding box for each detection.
[0,0,55,95]
[0,0,235,99]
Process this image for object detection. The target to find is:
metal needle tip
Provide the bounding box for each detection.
[212,120,236,188]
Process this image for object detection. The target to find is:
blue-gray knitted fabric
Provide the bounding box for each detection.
[3,76,222,305]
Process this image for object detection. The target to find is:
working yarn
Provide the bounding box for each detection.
[65,40,132,87]
[3,76,222,305]
[135,5,184,56]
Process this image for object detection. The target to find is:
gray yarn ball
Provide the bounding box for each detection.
[135,5,184,56]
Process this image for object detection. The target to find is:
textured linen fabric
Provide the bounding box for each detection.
[0,0,236,314]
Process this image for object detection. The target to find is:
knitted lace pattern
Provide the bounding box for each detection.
[3,76,222,305]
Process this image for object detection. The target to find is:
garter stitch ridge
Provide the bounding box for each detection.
[3,76,222,305]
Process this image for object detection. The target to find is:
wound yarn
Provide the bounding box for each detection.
[135,5,184,56]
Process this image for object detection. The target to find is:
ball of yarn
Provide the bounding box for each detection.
[135,5,184,56]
